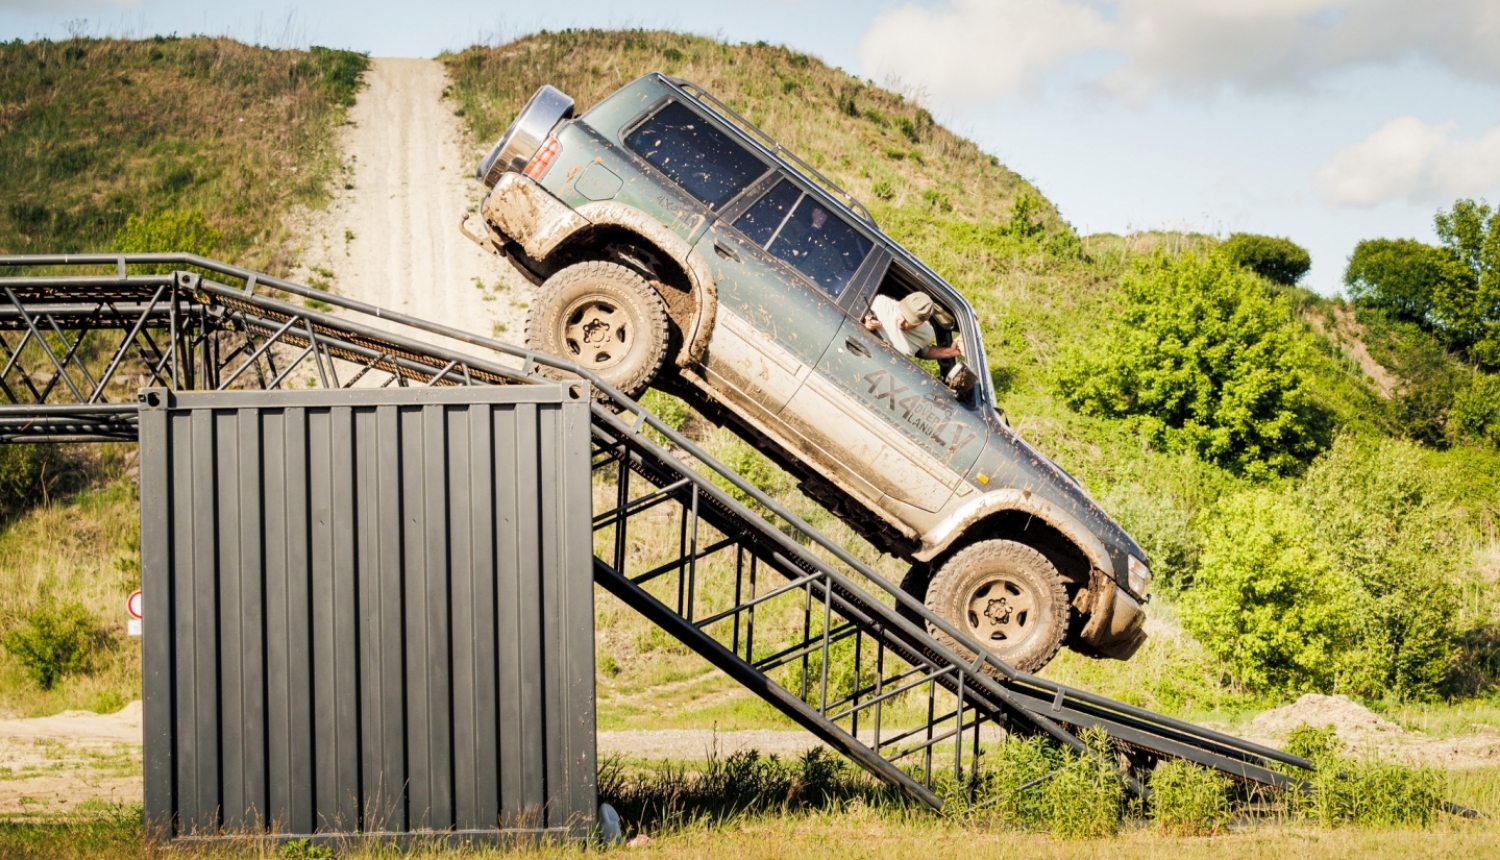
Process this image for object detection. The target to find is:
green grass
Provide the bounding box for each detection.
[0,36,365,716]
[0,36,367,272]
[2,762,1497,858]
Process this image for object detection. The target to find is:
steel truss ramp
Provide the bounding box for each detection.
[0,254,1316,810]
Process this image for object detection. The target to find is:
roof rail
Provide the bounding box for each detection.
[668,77,876,226]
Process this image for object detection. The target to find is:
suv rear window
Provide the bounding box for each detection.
[623,101,767,209]
[734,179,873,298]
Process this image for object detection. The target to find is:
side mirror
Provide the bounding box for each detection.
[944,361,978,395]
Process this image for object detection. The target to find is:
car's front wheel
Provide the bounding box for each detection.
[923,539,1069,675]
[525,261,669,398]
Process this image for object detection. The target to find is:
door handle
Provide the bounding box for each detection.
[844,336,871,357]
[713,241,740,262]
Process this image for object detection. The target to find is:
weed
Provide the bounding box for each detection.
[871,180,894,201]
[303,297,334,312]
[1148,759,1231,835]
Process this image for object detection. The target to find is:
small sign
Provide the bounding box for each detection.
[127,619,142,637]
[127,590,143,620]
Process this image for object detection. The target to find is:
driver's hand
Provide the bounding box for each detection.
[953,336,965,355]
[862,314,881,332]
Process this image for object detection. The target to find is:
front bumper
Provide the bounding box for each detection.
[1078,580,1147,660]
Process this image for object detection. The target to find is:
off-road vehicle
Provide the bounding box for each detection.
[462,74,1150,672]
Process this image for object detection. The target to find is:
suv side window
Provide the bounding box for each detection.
[733,179,874,299]
[622,101,768,209]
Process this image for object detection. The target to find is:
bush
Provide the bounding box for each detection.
[110,209,221,273]
[1005,191,1046,240]
[1299,435,1460,700]
[1058,251,1324,477]
[1098,483,1199,593]
[1182,489,1350,693]
[1222,233,1311,286]
[1149,759,1231,835]
[0,444,74,523]
[3,596,107,690]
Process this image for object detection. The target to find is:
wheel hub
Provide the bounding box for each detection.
[966,578,1036,644]
[563,297,632,370]
[982,597,1013,626]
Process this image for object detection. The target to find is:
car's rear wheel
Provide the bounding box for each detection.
[525,261,669,398]
[923,540,1069,675]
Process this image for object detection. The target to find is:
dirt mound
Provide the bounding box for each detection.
[1248,694,1405,740]
[1241,694,1500,768]
[0,700,141,744]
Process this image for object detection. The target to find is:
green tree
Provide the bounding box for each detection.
[1221,233,1312,286]
[1344,238,1469,324]
[1058,251,1324,477]
[1432,199,1500,366]
[1449,373,1500,447]
[1181,489,1350,694]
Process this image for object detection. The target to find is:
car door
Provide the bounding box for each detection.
[690,180,847,426]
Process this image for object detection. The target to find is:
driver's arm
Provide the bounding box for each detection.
[917,336,964,361]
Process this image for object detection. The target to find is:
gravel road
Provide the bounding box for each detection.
[293,56,531,354]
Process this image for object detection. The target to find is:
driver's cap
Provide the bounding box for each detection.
[899,293,954,327]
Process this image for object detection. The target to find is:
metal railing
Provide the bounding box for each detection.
[0,254,1317,810]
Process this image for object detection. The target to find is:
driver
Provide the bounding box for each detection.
[863,292,964,362]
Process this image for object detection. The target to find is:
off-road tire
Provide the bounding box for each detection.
[525,261,669,398]
[897,563,933,631]
[924,540,1069,675]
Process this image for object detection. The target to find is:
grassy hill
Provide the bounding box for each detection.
[0,29,1493,723]
[0,36,366,716]
[446,30,1500,720]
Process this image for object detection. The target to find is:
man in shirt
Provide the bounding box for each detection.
[863,292,964,361]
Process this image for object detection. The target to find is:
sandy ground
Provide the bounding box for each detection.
[1,694,1496,815]
[290,56,532,359]
[0,702,142,815]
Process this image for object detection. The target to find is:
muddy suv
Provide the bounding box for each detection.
[464,74,1149,671]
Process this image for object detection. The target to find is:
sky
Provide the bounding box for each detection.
[5,0,1499,295]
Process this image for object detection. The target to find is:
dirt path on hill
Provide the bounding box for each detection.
[292,57,532,352]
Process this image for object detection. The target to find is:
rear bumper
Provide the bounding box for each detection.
[481,172,589,262]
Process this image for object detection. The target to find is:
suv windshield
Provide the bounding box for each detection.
[734,179,873,298]
[623,101,767,209]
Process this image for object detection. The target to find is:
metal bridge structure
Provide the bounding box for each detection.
[0,253,1318,811]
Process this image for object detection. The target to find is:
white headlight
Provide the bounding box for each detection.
[1127,554,1152,597]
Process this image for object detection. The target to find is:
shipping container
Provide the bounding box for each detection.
[138,385,596,844]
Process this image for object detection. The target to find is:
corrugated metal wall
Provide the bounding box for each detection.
[138,386,596,842]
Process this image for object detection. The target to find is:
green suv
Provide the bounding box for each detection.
[466,74,1149,672]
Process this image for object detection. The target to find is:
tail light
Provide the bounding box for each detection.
[524,138,561,180]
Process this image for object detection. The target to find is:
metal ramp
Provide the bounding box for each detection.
[0,254,1316,809]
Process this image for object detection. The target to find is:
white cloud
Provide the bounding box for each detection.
[857,0,1108,105]
[0,0,138,10]
[859,0,1500,106]
[1314,117,1500,208]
